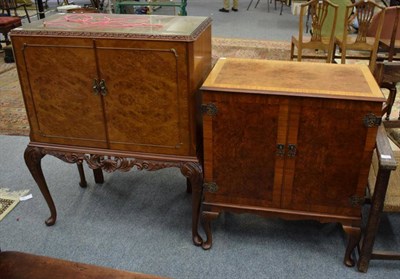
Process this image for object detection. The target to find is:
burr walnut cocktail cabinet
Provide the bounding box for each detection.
[200,58,385,267]
[10,14,212,245]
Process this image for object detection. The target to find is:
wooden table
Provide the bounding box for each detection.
[11,13,212,246]
[200,58,385,267]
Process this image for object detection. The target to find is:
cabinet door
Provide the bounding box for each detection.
[19,38,107,148]
[202,92,285,208]
[96,40,191,156]
[282,98,380,216]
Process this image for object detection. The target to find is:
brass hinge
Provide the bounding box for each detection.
[203,182,218,193]
[349,195,365,207]
[201,103,218,116]
[363,113,381,128]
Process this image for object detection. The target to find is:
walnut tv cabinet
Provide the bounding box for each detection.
[200,58,385,266]
[11,13,212,246]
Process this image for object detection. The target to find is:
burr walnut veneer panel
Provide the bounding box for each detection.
[200,58,385,267]
[11,14,212,245]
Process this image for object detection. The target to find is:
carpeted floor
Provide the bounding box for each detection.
[0,58,29,136]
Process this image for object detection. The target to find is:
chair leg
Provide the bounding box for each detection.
[384,84,397,120]
[340,48,346,64]
[290,41,295,60]
[247,0,254,10]
[23,6,31,23]
[297,47,302,62]
[2,32,11,45]
[331,43,336,63]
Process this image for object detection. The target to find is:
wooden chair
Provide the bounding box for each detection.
[0,0,31,23]
[331,0,385,72]
[0,16,21,48]
[379,6,400,62]
[290,0,338,62]
[367,6,400,63]
[375,62,400,121]
[357,63,400,272]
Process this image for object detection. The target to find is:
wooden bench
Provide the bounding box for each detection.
[115,0,187,15]
[0,251,168,279]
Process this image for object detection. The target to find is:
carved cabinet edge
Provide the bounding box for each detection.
[28,146,202,173]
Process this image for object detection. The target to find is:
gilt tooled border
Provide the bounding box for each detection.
[11,17,212,42]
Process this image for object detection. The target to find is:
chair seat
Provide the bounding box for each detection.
[0,16,22,31]
[292,35,332,50]
[335,35,376,51]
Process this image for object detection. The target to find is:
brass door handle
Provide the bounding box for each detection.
[92,79,99,95]
[99,79,107,96]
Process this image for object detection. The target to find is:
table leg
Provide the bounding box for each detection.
[181,162,203,246]
[93,168,104,184]
[24,146,57,226]
[77,163,87,188]
[201,211,219,250]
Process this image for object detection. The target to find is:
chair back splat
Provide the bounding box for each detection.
[310,1,331,42]
[354,1,376,43]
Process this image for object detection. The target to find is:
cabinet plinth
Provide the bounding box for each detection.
[200,58,385,266]
[11,14,212,245]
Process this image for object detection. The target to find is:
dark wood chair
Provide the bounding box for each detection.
[290,0,338,62]
[0,15,21,48]
[374,62,400,121]
[0,250,167,279]
[357,63,400,272]
[358,125,398,272]
[365,6,400,121]
[332,0,385,72]
[0,0,31,23]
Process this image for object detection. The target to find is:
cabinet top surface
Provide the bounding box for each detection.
[11,13,211,41]
[201,58,385,102]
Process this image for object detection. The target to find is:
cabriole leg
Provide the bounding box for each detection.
[343,224,361,267]
[24,146,57,226]
[201,211,219,250]
[181,162,203,246]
